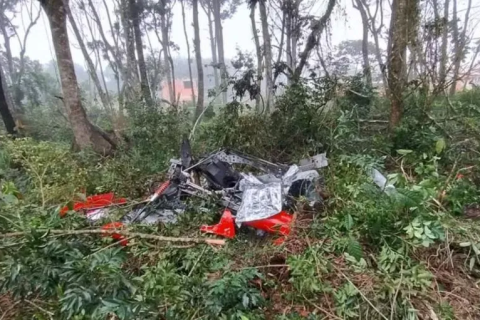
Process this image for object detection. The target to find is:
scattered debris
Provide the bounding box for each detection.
[200,209,236,239]
[60,193,126,218]
[371,168,396,195]
[61,139,328,243]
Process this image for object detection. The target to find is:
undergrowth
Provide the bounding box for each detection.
[1,83,480,319]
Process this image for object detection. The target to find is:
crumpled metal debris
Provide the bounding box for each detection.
[61,140,328,242]
[236,174,283,223]
[235,165,324,223]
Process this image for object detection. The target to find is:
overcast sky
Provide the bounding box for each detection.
[6,0,480,66]
[7,0,365,64]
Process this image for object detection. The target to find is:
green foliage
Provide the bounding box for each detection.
[2,74,480,319]
[340,73,374,119]
[127,107,191,174]
[1,137,89,204]
[287,245,329,297]
[404,217,445,247]
[200,76,345,161]
[334,282,360,318]
[205,269,264,317]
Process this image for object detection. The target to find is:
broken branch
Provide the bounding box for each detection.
[1,229,226,246]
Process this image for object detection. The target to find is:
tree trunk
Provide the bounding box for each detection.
[360,0,388,90]
[67,8,112,114]
[293,0,336,79]
[250,3,263,112]
[160,7,175,104]
[274,3,286,84]
[0,61,16,118]
[203,5,220,96]
[129,0,153,107]
[438,0,449,89]
[88,0,128,88]
[0,17,22,113]
[213,0,227,104]
[39,0,114,154]
[161,28,175,104]
[192,0,204,121]
[291,0,301,70]
[120,0,139,98]
[354,0,372,87]
[387,0,416,130]
[0,19,14,81]
[258,0,273,112]
[0,65,16,135]
[450,0,459,94]
[181,0,196,106]
[450,0,472,95]
[285,5,292,71]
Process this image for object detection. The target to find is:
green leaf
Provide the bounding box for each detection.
[345,214,354,230]
[424,226,436,239]
[1,194,18,204]
[242,294,250,308]
[397,149,413,155]
[347,238,363,261]
[469,257,476,271]
[414,228,423,239]
[472,244,480,256]
[435,138,446,154]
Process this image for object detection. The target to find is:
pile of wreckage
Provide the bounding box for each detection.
[61,139,329,244]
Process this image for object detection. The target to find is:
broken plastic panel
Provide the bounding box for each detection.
[243,211,293,237]
[60,193,127,218]
[200,209,236,238]
[298,153,328,171]
[371,169,396,195]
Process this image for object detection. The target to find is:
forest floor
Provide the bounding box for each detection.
[1,94,480,319]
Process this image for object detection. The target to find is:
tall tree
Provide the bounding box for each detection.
[0,63,16,135]
[387,0,419,129]
[154,0,176,104]
[67,8,112,115]
[192,0,204,120]
[250,1,262,112]
[0,0,17,85]
[38,0,115,154]
[0,0,40,113]
[120,0,139,98]
[200,1,220,96]
[0,63,15,114]
[359,0,388,90]
[258,0,274,111]
[129,0,153,107]
[450,0,472,95]
[353,0,372,87]
[293,0,336,79]
[212,0,228,104]
[181,0,196,106]
[438,0,450,88]
[283,0,301,74]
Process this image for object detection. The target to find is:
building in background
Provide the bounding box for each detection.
[161,79,197,104]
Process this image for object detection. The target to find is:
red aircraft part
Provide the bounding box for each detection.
[60,193,127,217]
[243,211,293,237]
[102,222,128,246]
[200,209,236,239]
[200,210,293,244]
